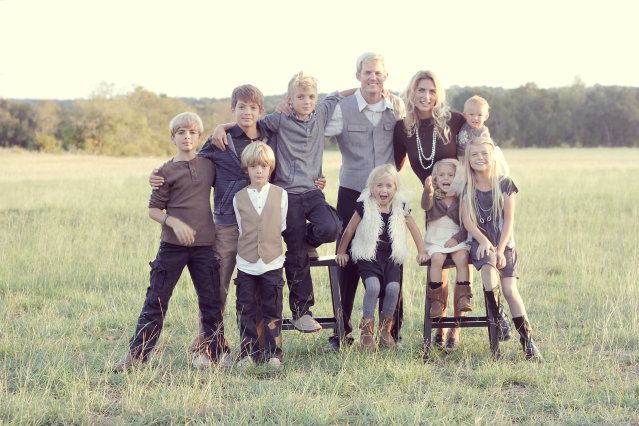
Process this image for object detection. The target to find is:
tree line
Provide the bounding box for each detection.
[1,81,638,156]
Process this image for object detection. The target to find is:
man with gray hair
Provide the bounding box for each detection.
[325,52,406,350]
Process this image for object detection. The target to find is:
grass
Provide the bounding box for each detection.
[1,148,638,424]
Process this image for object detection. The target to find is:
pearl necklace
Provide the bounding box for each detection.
[415,124,437,171]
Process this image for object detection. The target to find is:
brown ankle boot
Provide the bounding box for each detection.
[378,314,396,348]
[359,318,376,351]
[428,282,445,318]
[455,281,473,312]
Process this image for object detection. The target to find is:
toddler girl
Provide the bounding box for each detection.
[422,158,470,351]
[336,164,428,351]
[461,136,542,360]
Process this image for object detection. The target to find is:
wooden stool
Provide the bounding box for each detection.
[422,257,500,361]
[282,255,345,340]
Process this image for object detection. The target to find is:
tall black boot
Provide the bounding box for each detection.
[512,316,543,361]
[484,288,511,341]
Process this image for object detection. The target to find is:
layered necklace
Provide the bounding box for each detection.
[476,194,493,224]
[415,123,438,171]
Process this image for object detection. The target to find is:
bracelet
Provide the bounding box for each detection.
[163,214,170,225]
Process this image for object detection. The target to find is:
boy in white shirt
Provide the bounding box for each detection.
[232,142,287,370]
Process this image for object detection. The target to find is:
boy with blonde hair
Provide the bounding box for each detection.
[233,141,287,369]
[115,112,228,372]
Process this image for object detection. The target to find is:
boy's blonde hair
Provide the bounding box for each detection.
[402,70,452,144]
[288,71,318,96]
[231,84,264,110]
[366,164,400,194]
[464,95,490,113]
[356,52,386,75]
[169,112,203,137]
[240,141,276,172]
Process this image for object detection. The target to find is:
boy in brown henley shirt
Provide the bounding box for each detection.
[113,112,228,372]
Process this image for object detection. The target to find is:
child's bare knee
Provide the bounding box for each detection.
[480,265,499,291]
[452,250,468,265]
[430,253,446,267]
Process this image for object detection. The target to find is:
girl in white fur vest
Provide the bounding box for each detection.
[336,164,428,351]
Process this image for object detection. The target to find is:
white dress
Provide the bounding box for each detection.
[424,215,469,257]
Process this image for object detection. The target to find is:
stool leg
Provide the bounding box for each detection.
[423,267,433,362]
[328,264,345,344]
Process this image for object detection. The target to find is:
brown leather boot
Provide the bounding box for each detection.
[428,282,445,318]
[359,318,376,351]
[455,281,473,312]
[378,313,396,348]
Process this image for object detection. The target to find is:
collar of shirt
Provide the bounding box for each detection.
[247,182,271,195]
[229,123,267,142]
[292,110,316,122]
[354,88,396,113]
[246,183,271,213]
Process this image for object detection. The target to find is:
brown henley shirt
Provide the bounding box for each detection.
[148,156,215,246]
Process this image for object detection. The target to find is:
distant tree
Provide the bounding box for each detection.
[0,99,38,149]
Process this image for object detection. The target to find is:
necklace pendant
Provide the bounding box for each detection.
[479,217,485,224]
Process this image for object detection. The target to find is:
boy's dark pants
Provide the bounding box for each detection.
[236,268,284,361]
[282,189,340,318]
[129,242,226,361]
[330,186,404,346]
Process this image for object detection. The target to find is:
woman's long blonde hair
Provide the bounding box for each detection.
[461,136,508,227]
[402,70,452,144]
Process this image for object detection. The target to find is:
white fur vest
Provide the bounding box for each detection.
[350,189,409,265]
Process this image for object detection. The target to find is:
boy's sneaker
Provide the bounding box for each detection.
[113,352,143,373]
[192,352,233,370]
[236,355,255,369]
[218,352,234,370]
[291,314,322,333]
[267,357,282,371]
[191,352,214,369]
[307,244,320,261]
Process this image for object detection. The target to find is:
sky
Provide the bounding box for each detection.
[0,0,636,100]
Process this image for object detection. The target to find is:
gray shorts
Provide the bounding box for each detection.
[469,243,518,278]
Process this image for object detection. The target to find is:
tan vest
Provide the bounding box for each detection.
[235,186,283,264]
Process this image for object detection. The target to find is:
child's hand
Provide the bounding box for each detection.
[167,216,196,246]
[444,238,459,248]
[416,252,429,265]
[335,253,349,267]
[315,176,327,190]
[475,240,495,260]
[496,250,506,269]
[424,176,434,195]
[149,169,164,189]
[445,187,458,197]
[275,100,293,116]
[211,125,228,150]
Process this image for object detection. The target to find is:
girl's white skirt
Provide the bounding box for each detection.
[425,216,469,257]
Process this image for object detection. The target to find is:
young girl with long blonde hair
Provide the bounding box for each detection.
[461,136,542,360]
[336,164,428,351]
